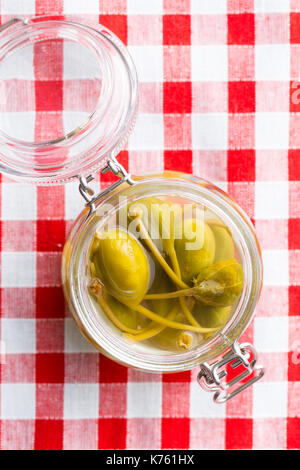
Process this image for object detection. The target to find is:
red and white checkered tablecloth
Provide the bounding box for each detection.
[0,0,299,450]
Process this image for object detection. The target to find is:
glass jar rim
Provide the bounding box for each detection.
[62,172,263,372]
[0,16,138,183]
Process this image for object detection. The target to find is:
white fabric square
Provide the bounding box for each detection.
[262,250,289,286]
[255,113,289,150]
[253,382,287,418]
[255,181,288,219]
[191,0,227,14]
[215,181,228,193]
[1,252,36,287]
[64,182,84,221]
[0,46,34,80]
[63,42,101,79]
[190,382,226,418]
[127,0,162,14]
[192,46,227,81]
[65,318,97,353]
[64,384,99,419]
[0,113,35,143]
[192,114,228,150]
[255,45,290,81]
[127,382,162,418]
[1,183,36,221]
[1,0,35,14]
[254,316,289,352]
[128,114,164,150]
[1,384,35,419]
[63,0,99,14]
[128,46,163,82]
[2,319,36,354]
[65,180,99,221]
[255,0,290,13]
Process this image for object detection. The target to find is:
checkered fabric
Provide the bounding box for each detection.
[0,0,299,450]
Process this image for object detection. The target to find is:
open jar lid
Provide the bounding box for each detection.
[0,16,138,184]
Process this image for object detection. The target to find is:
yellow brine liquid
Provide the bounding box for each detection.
[87,195,243,354]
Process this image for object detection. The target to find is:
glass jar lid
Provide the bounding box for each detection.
[0,16,138,183]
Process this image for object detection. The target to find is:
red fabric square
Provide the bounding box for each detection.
[1,420,35,450]
[34,111,64,143]
[164,114,191,150]
[1,354,35,383]
[1,287,35,319]
[37,220,65,252]
[287,418,300,449]
[228,0,254,12]
[288,351,300,381]
[228,45,255,81]
[36,287,65,318]
[163,0,190,13]
[36,353,64,383]
[161,418,189,449]
[289,149,300,180]
[228,14,255,45]
[99,383,127,418]
[289,286,300,316]
[290,250,300,285]
[290,113,300,148]
[228,81,255,113]
[100,15,127,44]
[163,15,191,45]
[163,46,191,81]
[227,150,255,181]
[290,81,300,112]
[35,2,64,16]
[98,418,126,449]
[289,219,300,250]
[1,220,36,252]
[35,80,63,112]
[228,114,255,149]
[36,319,65,352]
[37,186,65,219]
[163,82,191,113]
[99,354,128,383]
[99,0,127,14]
[164,150,192,173]
[162,382,190,417]
[290,182,300,218]
[128,15,162,45]
[35,420,63,450]
[36,384,64,419]
[36,252,62,287]
[65,353,99,383]
[162,371,191,383]
[226,418,253,449]
[34,39,63,80]
[290,13,300,44]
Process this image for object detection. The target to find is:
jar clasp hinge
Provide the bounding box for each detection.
[78,156,135,217]
[197,340,265,403]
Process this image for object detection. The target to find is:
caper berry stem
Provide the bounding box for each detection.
[130,212,188,290]
[168,242,200,327]
[125,302,180,342]
[144,288,195,300]
[88,279,143,335]
[135,303,218,333]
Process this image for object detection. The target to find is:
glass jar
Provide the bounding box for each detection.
[0,16,264,403]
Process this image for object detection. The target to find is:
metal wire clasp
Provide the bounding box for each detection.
[0,17,29,32]
[78,156,135,218]
[198,341,265,403]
